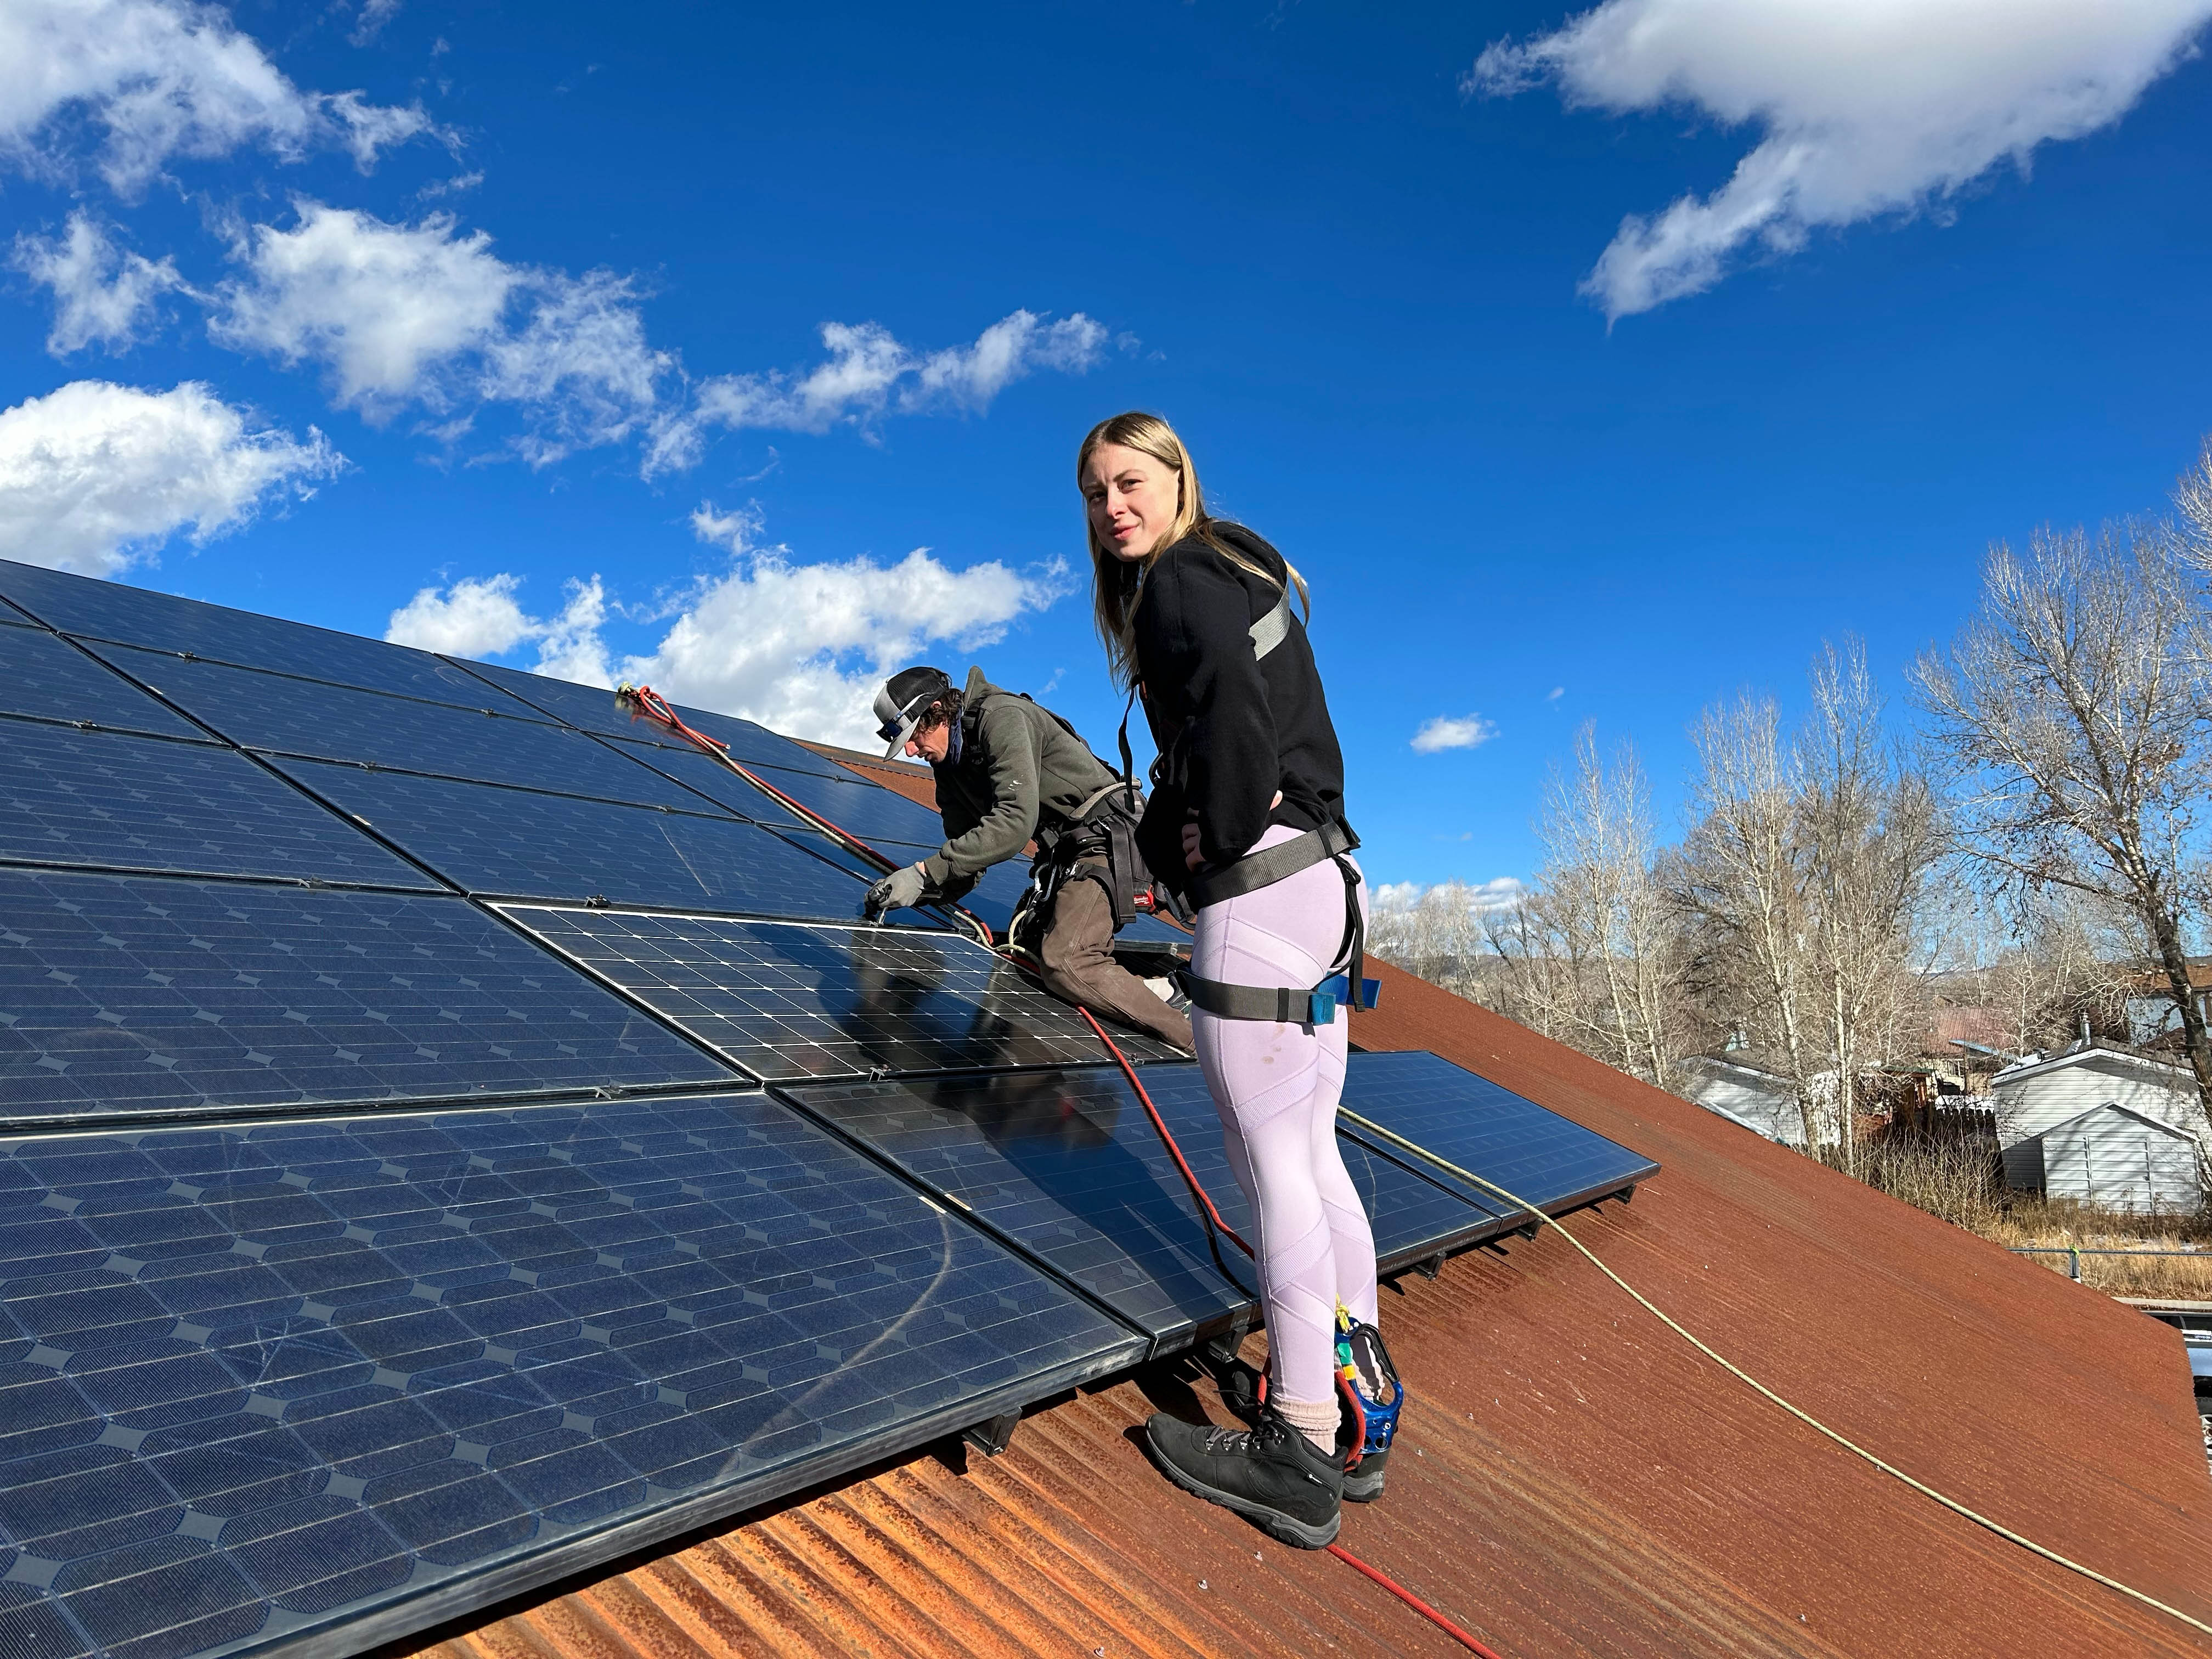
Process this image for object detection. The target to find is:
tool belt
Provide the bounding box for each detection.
[1176,822,1379,1026]
[1017,780,1172,941]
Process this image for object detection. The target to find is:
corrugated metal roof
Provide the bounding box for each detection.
[408,959,2212,1658]
[413,748,2212,1654]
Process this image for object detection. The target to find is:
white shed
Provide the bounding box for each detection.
[1990,1046,2206,1160]
[2007,1102,2202,1212]
[1679,1057,1805,1147]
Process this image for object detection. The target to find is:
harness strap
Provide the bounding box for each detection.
[1250,590,1292,660]
[1188,821,1353,910]
[1068,778,1134,823]
[1176,969,1380,1027]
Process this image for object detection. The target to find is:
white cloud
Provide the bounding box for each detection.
[1411,713,1498,753]
[909,310,1108,412]
[0,379,341,577]
[13,211,188,354]
[0,0,443,192]
[383,571,613,684]
[1373,877,1527,916]
[399,512,1071,744]
[212,202,521,414]
[349,0,401,47]
[645,309,1108,476]
[383,571,533,656]
[1470,0,2212,318]
[1546,685,1564,701]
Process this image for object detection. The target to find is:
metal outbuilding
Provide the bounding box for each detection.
[410,769,2212,1658]
[2012,1101,2203,1211]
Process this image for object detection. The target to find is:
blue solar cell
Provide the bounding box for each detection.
[641,752,950,847]
[0,1095,1139,1659]
[0,723,438,890]
[81,649,709,809]
[0,869,731,1127]
[0,561,546,713]
[272,764,881,922]
[0,623,206,741]
[463,668,850,780]
[501,908,1183,1081]
[782,1062,1509,1351]
[1334,1049,1659,1218]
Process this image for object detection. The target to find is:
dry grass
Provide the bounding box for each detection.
[1835,1140,2212,1301]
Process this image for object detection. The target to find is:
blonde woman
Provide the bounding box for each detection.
[1078,411,1401,1549]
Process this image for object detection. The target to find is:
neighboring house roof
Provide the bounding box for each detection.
[1993,1045,2193,1090]
[1927,1006,2011,1053]
[426,836,2212,1655]
[1679,1053,1795,1091]
[2029,1100,2201,1146]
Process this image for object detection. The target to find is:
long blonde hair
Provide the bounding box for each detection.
[1077,411,1308,687]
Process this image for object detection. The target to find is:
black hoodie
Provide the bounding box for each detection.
[1128,522,1356,895]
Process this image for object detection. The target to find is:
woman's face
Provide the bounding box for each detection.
[1082,443,1182,563]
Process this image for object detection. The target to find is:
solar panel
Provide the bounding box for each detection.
[1335,1049,1658,1218]
[272,764,879,922]
[0,870,732,1129]
[781,1062,1513,1352]
[0,560,547,714]
[81,650,712,810]
[468,667,850,780]
[500,908,1183,1081]
[0,623,208,742]
[650,753,950,847]
[0,723,439,891]
[0,1092,1141,1659]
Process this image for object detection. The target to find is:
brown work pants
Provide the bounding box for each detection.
[1034,859,1194,1052]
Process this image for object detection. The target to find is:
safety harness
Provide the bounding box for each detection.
[1164,589,1380,1028]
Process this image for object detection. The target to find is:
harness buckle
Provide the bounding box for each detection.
[1307,988,1338,1026]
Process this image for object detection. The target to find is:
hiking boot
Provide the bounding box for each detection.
[1342,1444,1390,1503]
[1207,1353,1265,1426]
[1142,1408,1343,1548]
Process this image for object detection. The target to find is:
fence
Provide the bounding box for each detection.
[2011,1245,2212,1283]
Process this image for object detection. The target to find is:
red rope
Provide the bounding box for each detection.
[1076,1014,1505,1657]
[1078,1006,1252,1259]
[618,684,996,947]
[1326,1544,1504,1656]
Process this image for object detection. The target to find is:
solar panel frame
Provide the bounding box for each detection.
[0,870,735,1131]
[0,723,442,893]
[0,1092,1143,1659]
[79,650,715,811]
[499,907,1183,1082]
[1334,1049,1660,1222]
[0,623,211,742]
[269,763,883,923]
[0,561,551,715]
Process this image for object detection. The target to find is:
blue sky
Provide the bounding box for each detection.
[4,1,2211,902]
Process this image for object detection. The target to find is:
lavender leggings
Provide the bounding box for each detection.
[1191,824,1379,1413]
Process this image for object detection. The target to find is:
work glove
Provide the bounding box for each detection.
[865,862,931,917]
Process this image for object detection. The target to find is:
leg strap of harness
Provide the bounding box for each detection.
[1178,840,1379,1024]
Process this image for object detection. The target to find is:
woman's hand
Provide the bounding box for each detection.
[1184,793,1281,871]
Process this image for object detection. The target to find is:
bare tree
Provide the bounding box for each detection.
[1526,725,1685,1088]
[1913,523,2212,1119]
[1797,639,1945,1171]
[1675,691,1818,1143]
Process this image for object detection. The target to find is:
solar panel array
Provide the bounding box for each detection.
[0,557,1658,1659]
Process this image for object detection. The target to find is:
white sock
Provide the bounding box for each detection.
[1274,1396,1339,1457]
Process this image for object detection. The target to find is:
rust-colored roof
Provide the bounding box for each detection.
[798,740,939,811]
[411,865,2212,1656]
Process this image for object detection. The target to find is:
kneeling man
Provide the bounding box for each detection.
[866,665,1192,1052]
